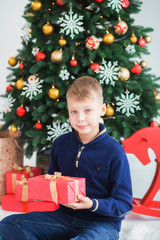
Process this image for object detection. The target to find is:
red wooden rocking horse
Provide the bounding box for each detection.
[121,121,160,217]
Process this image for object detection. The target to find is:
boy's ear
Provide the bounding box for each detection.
[101,103,106,116]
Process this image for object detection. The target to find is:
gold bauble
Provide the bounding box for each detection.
[42,22,54,35]
[144,34,152,43]
[118,67,130,81]
[8,56,18,66]
[130,33,137,43]
[48,87,60,100]
[10,124,18,133]
[105,104,114,117]
[31,0,42,11]
[50,50,63,64]
[103,32,114,45]
[58,38,67,47]
[140,60,147,69]
[15,79,24,90]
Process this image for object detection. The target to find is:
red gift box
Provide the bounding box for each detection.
[15,177,32,202]
[28,173,86,204]
[6,164,42,194]
[1,194,59,212]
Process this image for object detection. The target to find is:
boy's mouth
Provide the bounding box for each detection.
[77,125,88,130]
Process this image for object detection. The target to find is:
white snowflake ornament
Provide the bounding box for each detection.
[59,69,70,81]
[0,95,15,113]
[32,47,40,56]
[22,23,32,45]
[58,8,84,39]
[115,90,141,117]
[46,121,71,141]
[125,45,136,54]
[108,0,125,13]
[96,60,119,86]
[21,75,44,100]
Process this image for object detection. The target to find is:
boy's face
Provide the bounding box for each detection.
[67,93,106,143]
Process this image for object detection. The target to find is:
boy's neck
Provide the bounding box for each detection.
[77,128,100,144]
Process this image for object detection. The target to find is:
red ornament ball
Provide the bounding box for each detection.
[138,38,146,48]
[16,106,27,117]
[6,84,12,91]
[35,51,46,61]
[85,36,100,50]
[70,59,77,67]
[19,63,24,69]
[56,0,65,6]
[114,20,128,35]
[121,0,129,8]
[94,0,104,2]
[89,63,100,71]
[150,121,159,128]
[131,63,142,75]
[35,122,43,130]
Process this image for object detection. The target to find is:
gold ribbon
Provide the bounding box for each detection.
[16,175,28,202]
[45,172,80,204]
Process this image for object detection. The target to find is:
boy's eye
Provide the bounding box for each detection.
[85,109,91,113]
[70,110,77,114]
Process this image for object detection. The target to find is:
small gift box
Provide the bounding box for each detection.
[1,194,59,213]
[28,172,86,204]
[6,164,42,194]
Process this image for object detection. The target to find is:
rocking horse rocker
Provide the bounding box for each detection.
[122,121,160,217]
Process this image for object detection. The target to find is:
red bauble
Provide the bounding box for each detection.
[121,0,129,8]
[131,63,142,75]
[16,106,27,117]
[6,84,12,91]
[35,51,46,61]
[150,121,159,128]
[35,122,43,130]
[138,38,146,48]
[56,0,65,6]
[70,59,77,67]
[19,63,24,69]
[94,0,104,2]
[89,63,100,71]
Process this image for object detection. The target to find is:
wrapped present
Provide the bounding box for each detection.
[1,194,59,212]
[15,176,31,202]
[6,163,42,194]
[28,172,86,204]
[0,128,23,202]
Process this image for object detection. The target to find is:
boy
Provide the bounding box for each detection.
[0,76,132,240]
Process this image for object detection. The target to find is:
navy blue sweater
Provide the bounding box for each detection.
[48,123,133,231]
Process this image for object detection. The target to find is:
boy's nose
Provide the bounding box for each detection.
[77,112,85,121]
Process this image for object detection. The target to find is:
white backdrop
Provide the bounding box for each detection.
[0,0,160,195]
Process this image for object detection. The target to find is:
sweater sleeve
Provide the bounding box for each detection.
[89,152,133,219]
[47,142,60,174]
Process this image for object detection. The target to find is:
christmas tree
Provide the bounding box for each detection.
[1,0,160,157]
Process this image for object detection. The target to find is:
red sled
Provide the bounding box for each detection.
[122,124,160,217]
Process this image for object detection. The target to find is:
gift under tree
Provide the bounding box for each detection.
[1,0,160,158]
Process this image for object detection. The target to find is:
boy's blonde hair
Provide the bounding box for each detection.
[66,76,103,103]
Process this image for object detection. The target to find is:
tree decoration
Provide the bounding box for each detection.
[130,33,137,43]
[35,51,46,61]
[10,124,18,133]
[32,47,40,56]
[59,68,70,80]
[115,90,141,117]
[96,59,119,86]
[103,27,114,45]
[15,79,24,90]
[19,62,24,69]
[31,0,42,11]
[150,121,159,128]
[95,0,104,2]
[46,120,71,142]
[58,36,67,47]
[144,34,152,43]
[140,60,147,69]
[125,44,135,54]
[56,0,65,6]
[138,37,146,48]
[58,3,84,39]
[6,84,12,92]
[8,56,18,66]
[42,22,54,36]
[16,105,27,117]
[70,52,77,67]
[131,62,142,75]
[2,95,15,113]
[22,23,32,45]
[108,0,124,13]
[89,62,100,71]
[48,83,60,100]
[105,104,114,117]
[21,75,44,100]
[35,121,43,130]
[114,18,128,35]
[85,36,100,50]
[118,67,130,81]
[50,50,63,64]
[121,0,129,8]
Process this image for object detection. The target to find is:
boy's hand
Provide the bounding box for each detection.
[61,195,93,210]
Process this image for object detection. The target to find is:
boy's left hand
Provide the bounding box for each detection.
[61,195,93,210]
